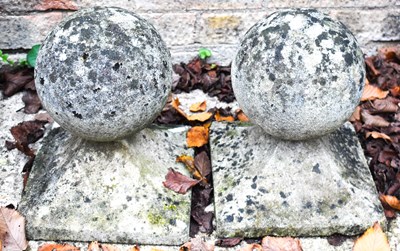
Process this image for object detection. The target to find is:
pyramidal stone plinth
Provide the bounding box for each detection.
[19,126,192,245]
[210,122,386,238]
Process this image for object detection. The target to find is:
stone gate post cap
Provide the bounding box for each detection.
[35,7,172,141]
[232,8,365,140]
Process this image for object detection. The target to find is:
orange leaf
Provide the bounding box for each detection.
[0,240,2,251]
[38,243,80,251]
[239,243,262,251]
[349,106,361,122]
[390,86,400,97]
[176,155,202,180]
[215,111,235,122]
[366,132,392,142]
[380,194,400,211]
[236,109,250,122]
[171,98,188,118]
[0,207,28,251]
[34,0,78,10]
[187,112,213,122]
[361,81,389,101]
[353,222,390,251]
[189,101,207,112]
[187,126,209,147]
[88,241,119,251]
[262,236,303,251]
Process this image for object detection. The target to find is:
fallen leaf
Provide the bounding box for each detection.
[194,151,211,177]
[379,194,400,211]
[9,120,47,157]
[240,243,262,251]
[34,113,54,123]
[361,110,390,127]
[215,237,243,247]
[190,101,207,112]
[365,57,380,77]
[261,236,303,251]
[0,207,28,251]
[390,86,400,97]
[361,81,389,101]
[22,90,42,114]
[0,240,2,251]
[1,67,34,97]
[34,0,78,10]
[349,106,361,122]
[187,126,209,148]
[163,168,200,194]
[215,111,235,122]
[371,99,399,113]
[236,109,250,122]
[187,112,213,122]
[353,222,390,251]
[128,246,140,251]
[176,155,202,180]
[38,243,80,251]
[180,238,214,251]
[366,132,392,142]
[171,98,188,118]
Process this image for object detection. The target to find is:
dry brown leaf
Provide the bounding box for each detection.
[349,106,361,122]
[353,222,390,251]
[0,207,28,251]
[262,236,303,251]
[176,155,202,180]
[128,246,140,251]
[366,132,392,142]
[187,112,213,122]
[361,81,389,101]
[187,126,209,148]
[190,101,207,112]
[361,110,390,127]
[379,194,400,211]
[38,243,80,251]
[34,112,54,123]
[239,243,262,251]
[34,0,78,10]
[171,98,188,118]
[0,240,2,251]
[180,238,214,251]
[215,111,235,122]
[390,86,400,97]
[236,109,250,122]
[162,168,200,194]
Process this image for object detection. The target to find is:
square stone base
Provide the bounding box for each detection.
[19,126,192,245]
[210,122,386,237]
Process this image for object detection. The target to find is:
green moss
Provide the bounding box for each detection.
[147,212,167,225]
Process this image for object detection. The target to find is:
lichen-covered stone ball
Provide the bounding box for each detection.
[232,9,365,140]
[35,7,172,141]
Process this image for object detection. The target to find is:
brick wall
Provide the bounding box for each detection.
[0,0,399,64]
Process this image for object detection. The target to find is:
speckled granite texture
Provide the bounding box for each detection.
[210,122,385,237]
[35,7,172,141]
[19,126,192,245]
[232,9,365,140]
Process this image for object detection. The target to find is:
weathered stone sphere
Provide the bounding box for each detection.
[35,7,172,141]
[232,9,365,140]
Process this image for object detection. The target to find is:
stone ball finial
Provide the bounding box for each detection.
[35,7,172,141]
[232,9,365,140]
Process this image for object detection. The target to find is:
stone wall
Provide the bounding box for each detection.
[0,0,399,64]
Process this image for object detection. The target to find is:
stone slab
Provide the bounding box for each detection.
[210,122,386,238]
[19,126,193,245]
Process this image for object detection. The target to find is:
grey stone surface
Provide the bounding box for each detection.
[232,9,365,140]
[35,7,172,141]
[0,93,36,207]
[210,122,385,237]
[19,125,192,245]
